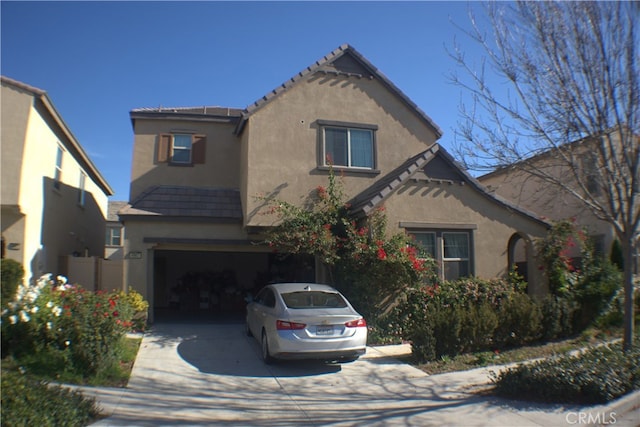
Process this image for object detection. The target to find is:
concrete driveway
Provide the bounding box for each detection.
[85,322,639,426]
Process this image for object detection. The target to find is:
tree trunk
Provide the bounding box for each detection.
[622,236,635,351]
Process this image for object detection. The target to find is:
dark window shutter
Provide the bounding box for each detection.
[192,134,207,164]
[157,134,171,163]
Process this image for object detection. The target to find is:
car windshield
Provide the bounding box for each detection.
[281,291,348,309]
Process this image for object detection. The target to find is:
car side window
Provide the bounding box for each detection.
[255,288,276,308]
[263,289,276,308]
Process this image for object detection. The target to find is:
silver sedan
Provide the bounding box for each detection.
[246,283,367,364]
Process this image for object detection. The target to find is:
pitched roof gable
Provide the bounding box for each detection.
[349,143,549,227]
[1,76,114,196]
[234,44,443,138]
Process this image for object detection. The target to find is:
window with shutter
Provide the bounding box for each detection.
[157,134,207,165]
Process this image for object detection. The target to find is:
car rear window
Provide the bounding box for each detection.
[281,291,348,309]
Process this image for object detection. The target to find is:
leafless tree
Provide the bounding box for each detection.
[449,1,639,350]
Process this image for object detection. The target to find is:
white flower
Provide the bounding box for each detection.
[64,340,71,347]
[9,315,18,324]
[52,306,62,317]
[46,301,54,308]
[46,322,53,330]
[25,290,39,303]
[56,275,68,285]
[19,310,30,323]
[30,306,39,314]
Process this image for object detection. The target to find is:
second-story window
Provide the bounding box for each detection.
[78,172,86,206]
[157,133,207,166]
[54,145,63,189]
[318,120,377,170]
[171,134,192,164]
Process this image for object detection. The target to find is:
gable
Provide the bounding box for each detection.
[349,143,549,228]
[322,54,372,76]
[235,44,442,138]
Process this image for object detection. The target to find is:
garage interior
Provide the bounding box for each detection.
[153,250,315,321]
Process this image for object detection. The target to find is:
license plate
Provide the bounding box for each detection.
[316,325,334,335]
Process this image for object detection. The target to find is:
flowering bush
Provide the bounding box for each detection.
[260,168,436,325]
[536,219,586,295]
[1,273,140,376]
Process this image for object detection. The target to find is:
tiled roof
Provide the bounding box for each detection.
[119,186,242,221]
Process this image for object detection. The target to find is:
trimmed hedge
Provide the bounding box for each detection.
[491,343,640,404]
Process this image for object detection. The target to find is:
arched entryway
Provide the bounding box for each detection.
[507,232,534,293]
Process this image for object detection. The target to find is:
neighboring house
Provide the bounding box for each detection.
[1,76,113,285]
[105,201,127,260]
[120,44,549,320]
[478,130,639,273]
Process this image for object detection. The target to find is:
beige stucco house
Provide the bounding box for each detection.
[479,130,639,273]
[120,45,549,320]
[1,76,113,284]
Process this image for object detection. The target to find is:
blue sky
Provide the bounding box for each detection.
[2,1,491,201]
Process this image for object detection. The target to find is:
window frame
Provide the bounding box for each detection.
[54,145,64,189]
[105,226,122,247]
[170,134,193,165]
[407,227,475,281]
[317,119,378,171]
[78,172,86,206]
[157,133,206,166]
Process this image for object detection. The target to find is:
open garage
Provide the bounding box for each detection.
[152,250,315,321]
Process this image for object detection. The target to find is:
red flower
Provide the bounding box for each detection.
[317,186,328,200]
[112,311,119,317]
[377,248,387,260]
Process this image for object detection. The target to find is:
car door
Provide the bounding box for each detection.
[247,287,275,337]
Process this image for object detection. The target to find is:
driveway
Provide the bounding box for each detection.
[85,322,639,426]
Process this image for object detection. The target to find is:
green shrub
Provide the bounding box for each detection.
[538,295,578,340]
[1,259,24,309]
[573,258,622,330]
[609,239,624,271]
[1,274,140,377]
[1,368,100,426]
[494,293,542,347]
[120,289,149,331]
[459,302,499,353]
[491,343,640,404]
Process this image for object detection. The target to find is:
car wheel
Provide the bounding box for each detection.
[261,330,274,365]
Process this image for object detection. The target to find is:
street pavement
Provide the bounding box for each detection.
[81,322,639,426]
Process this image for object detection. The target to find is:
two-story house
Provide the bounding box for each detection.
[119,45,549,320]
[479,130,639,273]
[1,76,113,285]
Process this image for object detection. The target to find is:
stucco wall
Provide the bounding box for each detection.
[129,119,240,202]
[384,179,548,283]
[1,83,109,283]
[480,164,615,257]
[243,74,439,226]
